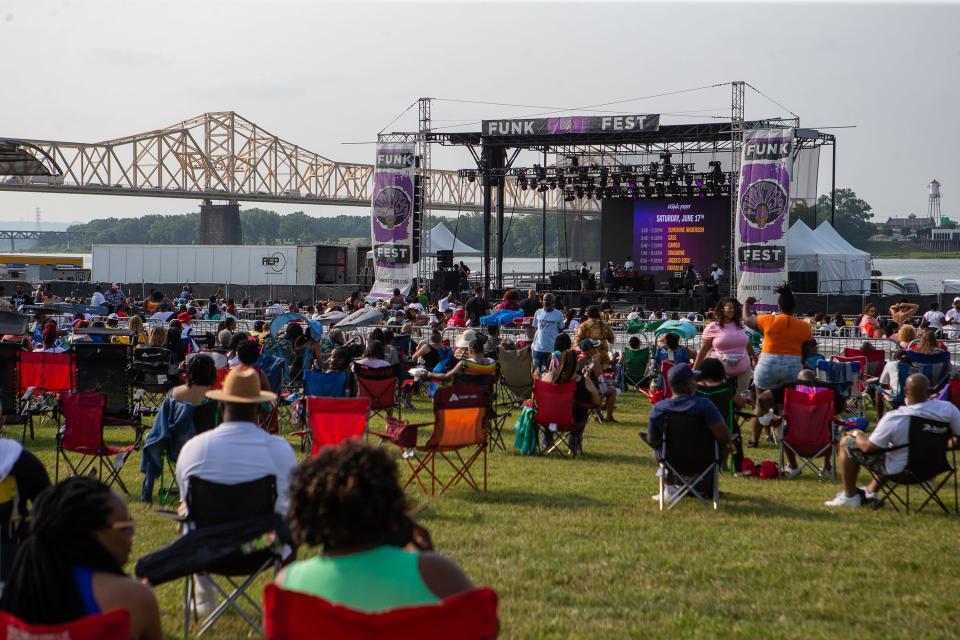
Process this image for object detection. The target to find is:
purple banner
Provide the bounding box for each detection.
[368,143,417,301]
[735,129,794,311]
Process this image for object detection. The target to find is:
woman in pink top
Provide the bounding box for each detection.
[858,303,880,338]
[692,297,755,393]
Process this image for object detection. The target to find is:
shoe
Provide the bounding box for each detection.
[651,485,681,502]
[784,466,802,480]
[824,491,863,508]
[859,486,877,501]
[746,441,758,449]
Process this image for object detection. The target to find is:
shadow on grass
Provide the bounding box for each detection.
[718,493,843,521]
[460,488,608,509]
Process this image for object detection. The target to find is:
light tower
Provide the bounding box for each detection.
[928,179,942,226]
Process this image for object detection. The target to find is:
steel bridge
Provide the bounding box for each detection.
[0,112,576,214]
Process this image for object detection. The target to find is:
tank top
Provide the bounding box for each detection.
[71,566,101,615]
[282,546,440,613]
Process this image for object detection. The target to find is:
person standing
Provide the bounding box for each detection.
[531,293,565,372]
[104,283,125,312]
[91,285,107,309]
[889,299,919,327]
[574,305,616,370]
[520,290,541,317]
[464,286,490,328]
[438,291,457,314]
[600,262,615,293]
[623,256,635,271]
[922,302,947,332]
[945,297,960,339]
[692,297,755,394]
[578,262,592,293]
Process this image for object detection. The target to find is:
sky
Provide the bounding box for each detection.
[0,0,958,225]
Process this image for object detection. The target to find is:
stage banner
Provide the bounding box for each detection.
[367,143,417,302]
[735,128,794,312]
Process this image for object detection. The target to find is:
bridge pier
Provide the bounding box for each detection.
[197,200,242,244]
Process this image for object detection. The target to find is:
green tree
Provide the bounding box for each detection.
[788,188,876,248]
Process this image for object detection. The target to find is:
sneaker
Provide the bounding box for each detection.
[651,484,681,502]
[824,491,863,508]
[859,486,877,501]
[746,441,758,449]
[784,466,802,480]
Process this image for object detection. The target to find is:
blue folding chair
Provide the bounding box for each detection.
[304,370,348,399]
[906,350,952,391]
[817,359,863,417]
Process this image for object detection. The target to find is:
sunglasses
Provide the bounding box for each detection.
[109,519,136,534]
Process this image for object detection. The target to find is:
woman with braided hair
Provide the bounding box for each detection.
[276,440,475,612]
[0,476,161,639]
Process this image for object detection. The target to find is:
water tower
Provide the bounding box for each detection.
[928,179,942,226]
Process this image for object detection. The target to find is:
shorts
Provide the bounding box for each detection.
[845,436,887,476]
[532,350,552,372]
[753,354,802,391]
[580,279,591,290]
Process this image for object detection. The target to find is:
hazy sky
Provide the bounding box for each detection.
[1,0,957,224]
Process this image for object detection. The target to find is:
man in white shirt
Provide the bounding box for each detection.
[623,256,635,271]
[945,297,960,339]
[922,302,946,331]
[530,293,565,372]
[90,285,107,309]
[438,291,456,314]
[826,374,960,507]
[176,367,297,613]
[710,264,724,284]
[265,300,284,317]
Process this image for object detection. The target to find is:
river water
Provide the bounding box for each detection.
[460,257,960,293]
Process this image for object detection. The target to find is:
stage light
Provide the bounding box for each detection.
[656,182,665,197]
[695,179,703,188]
[574,186,584,199]
[549,180,557,190]
[537,184,548,193]
[519,179,528,191]
[564,192,575,202]
[708,160,723,183]
[648,162,658,176]
[466,170,476,183]
[558,178,567,189]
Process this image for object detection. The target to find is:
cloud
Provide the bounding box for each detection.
[83,47,172,67]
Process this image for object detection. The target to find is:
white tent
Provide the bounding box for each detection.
[425,222,480,256]
[786,220,871,294]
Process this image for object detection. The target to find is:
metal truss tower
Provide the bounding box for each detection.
[417,97,435,287]
[729,81,746,295]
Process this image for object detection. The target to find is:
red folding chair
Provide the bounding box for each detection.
[639,361,676,401]
[263,584,499,640]
[843,347,886,379]
[532,380,578,457]
[55,393,135,495]
[946,378,960,411]
[305,397,370,457]
[354,364,398,419]
[780,387,837,481]
[0,609,130,640]
[17,351,73,441]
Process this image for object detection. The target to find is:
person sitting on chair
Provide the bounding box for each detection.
[0,477,162,639]
[276,440,476,611]
[825,374,960,508]
[578,339,617,422]
[644,364,732,501]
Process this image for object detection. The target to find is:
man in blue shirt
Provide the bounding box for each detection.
[646,363,732,500]
[531,293,565,372]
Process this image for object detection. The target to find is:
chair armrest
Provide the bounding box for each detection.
[20,386,36,404]
[155,509,187,523]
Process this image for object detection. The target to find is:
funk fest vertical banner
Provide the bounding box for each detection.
[735,128,794,312]
[368,143,417,301]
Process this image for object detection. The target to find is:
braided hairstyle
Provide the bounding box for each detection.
[0,476,124,624]
[775,283,797,315]
[288,440,408,550]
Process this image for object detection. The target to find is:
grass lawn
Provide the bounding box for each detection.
[14,390,960,639]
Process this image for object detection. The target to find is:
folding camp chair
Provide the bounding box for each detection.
[906,350,952,391]
[132,346,178,417]
[152,399,221,506]
[0,343,23,440]
[843,347,886,379]
[293,370,350,451]
[496,346,533,405]
[869,416,958,514]
[354,364,399,420]
[0,609,131,640]
[818,358,864,418]
[779,387,837,481]
[263,584,499,640]
[622,345,651,390]
[18,350,73,441]
[696,385,744,474]
[401,383,490,496]
[181,475,284,638]
[55,392,135,494]
[640,361,676,401]
[655,412,721,510]
[532,379,580,457]
[304,397,370,457]
[73,343,143,445]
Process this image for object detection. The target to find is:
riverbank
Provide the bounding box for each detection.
[858,241,960,259]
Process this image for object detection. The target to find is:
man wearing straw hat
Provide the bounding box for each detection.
[175,367,297,615]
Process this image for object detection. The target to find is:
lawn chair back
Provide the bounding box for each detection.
[0,344,19,419]
[623,346,651,385]
[817,359,861,406]
[660,361,676,399]
[354,364,397,412]
[842,347,886,378]
[186,475,276,529]
[532,380,575,428]
[898,416,952,482]
[661,412,719,476]
[306,397,369,456]
[0,609,131,640]
[192,399,220,435]
[305,370,348,398]
[255,353,285,394]
[906,350,951,390]
[696,385,735,431]
[19,351,72,394]
[497,346,533,400]
[782,387,835,458]
[59,392,107,451]
[263,584,499,640]
[425,384,490,449]
[393,334,411,359]
[73,343,132,418]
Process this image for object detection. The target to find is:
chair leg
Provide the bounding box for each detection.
[183,575,193,640]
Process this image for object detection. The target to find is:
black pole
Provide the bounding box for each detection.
[482,160,492,292]
[541,150,547,284]
[496,176,505,291]
[830,139,837,227]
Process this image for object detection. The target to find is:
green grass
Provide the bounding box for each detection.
[15,392,960,639]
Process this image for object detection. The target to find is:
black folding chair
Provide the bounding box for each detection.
[182,475,283,638]
[73,343,143,445]
[870,416,958,515]
[655,412,721,511]
[132,346,178,417]
[0,343,24,440]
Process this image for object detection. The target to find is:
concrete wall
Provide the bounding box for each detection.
[197,202,242,244]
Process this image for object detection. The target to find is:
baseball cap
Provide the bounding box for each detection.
[953,297,960,304]
[579,338,600,351]
[666,363,699,386]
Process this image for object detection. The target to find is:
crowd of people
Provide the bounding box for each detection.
[1,276,960,633]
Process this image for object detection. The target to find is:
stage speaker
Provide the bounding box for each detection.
[788,271,818,294]
[637,275,655,292]
[433,270,461,294]
[668,274,682,293]
[437,250,454,270]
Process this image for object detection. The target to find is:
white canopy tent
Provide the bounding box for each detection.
[424,221,480,256]
[786,220,871,294]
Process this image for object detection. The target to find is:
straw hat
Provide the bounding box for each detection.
[206,367,277,404]
[454,328,477,348]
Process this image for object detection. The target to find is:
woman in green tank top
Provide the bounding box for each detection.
[277,440,475,613]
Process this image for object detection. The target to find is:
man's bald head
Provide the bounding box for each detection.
[797,369,816,383]
[904,373,930,405]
